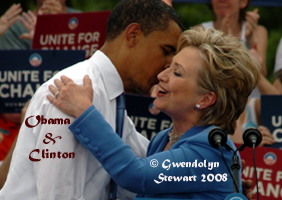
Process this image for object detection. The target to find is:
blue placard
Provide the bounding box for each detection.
[260,95,282,149]
[125,94,172,140]
[0,50,85,113]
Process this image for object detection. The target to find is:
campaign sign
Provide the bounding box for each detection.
[236,144,282,200]
[261,95,282,149]
[125,94,172,140]
[32,11,110,59]
[0,50,85,113]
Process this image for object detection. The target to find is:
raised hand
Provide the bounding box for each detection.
[258,126,275,146]
[245,9,260,47]
[0,4,22,37]
[219,13,232,35]
[19,11,37,41]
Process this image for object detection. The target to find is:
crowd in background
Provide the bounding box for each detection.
[0,0,281,199]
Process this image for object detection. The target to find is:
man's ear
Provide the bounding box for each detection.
[125,23,142,48]
[198,91,216,109]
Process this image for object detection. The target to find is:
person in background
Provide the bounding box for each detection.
[0,4,22,38]
[0,114,21,164]
[248,48,280,96]
[47,28,260,199]
[193,0,274,99]
[193,0,279,148]
[0,0,183,199]
[232,36,282,147]
[0,100,30,189]
[195,0,267,76]
[229,36,282,146]
[0,0,79,49]
[230,97,276,146]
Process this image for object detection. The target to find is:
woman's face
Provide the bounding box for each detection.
[211,0,247,18]
[37,0,67,7]
[153,46,204,119]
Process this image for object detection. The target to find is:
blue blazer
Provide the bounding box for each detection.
[69,105,242,199]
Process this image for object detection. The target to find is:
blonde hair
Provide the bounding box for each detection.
[177,28,260,134]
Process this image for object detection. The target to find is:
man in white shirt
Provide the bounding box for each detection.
[0,0,183,199]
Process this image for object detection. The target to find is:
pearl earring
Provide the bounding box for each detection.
[195,104,200,110]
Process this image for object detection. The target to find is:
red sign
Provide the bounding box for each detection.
[236,144,282,199]
[32,11,111,58]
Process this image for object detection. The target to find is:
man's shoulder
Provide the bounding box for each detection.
[51,59,101,84]
[33,60,97,101]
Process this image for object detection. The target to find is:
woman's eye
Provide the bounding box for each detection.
[174,72,181,77]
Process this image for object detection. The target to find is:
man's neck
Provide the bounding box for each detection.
[99,41,128,91]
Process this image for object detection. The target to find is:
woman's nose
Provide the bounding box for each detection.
[157,67,170,82]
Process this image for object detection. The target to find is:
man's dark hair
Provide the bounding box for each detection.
[105,0,184,41]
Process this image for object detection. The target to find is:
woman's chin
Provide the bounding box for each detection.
[152,99,161,110]
[153,102,167,114]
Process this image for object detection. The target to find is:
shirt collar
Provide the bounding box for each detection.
[89,50,124,101]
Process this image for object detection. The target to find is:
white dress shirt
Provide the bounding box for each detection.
[0,50,149,200]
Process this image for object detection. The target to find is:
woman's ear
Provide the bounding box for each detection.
[198,91,216,109]
[125,23,142,48]
[240,0,248,9]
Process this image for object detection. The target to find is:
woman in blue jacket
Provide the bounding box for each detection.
[47,28,260,199]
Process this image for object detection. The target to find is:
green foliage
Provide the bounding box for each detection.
[69,0,117,12]
[173,3,213,29]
